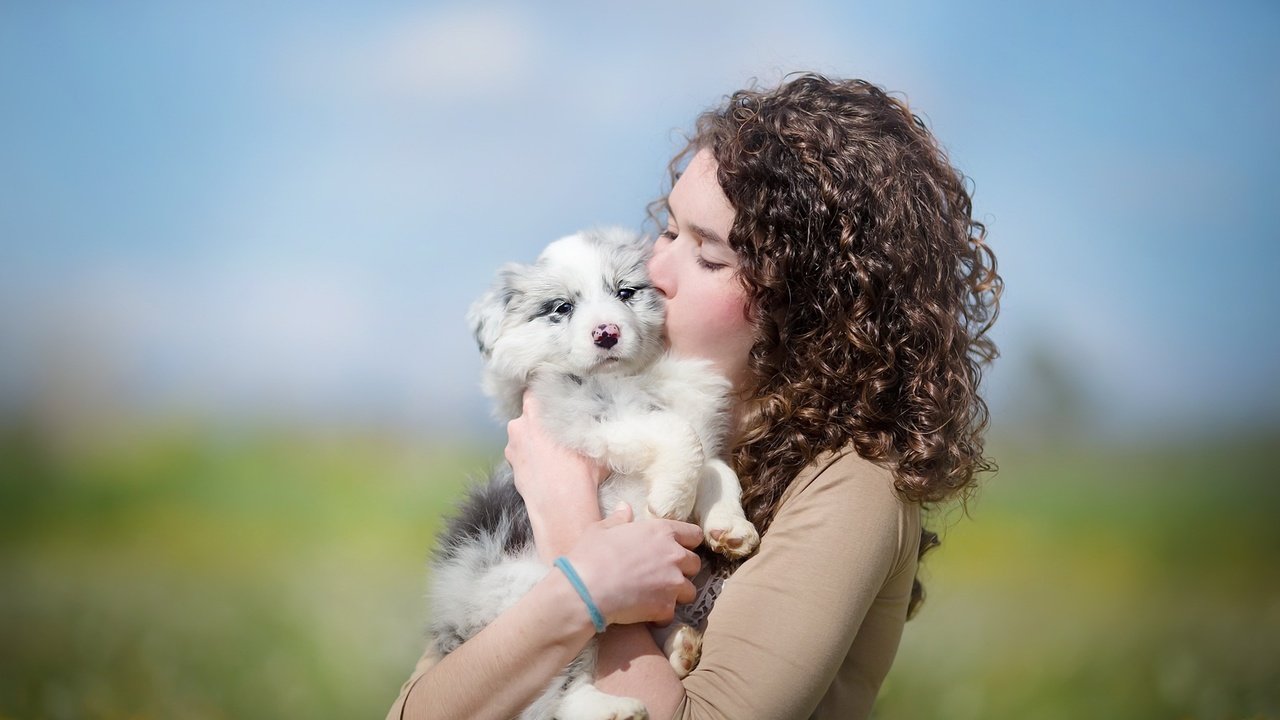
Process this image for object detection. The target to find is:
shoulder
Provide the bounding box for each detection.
[677,448,917,717]
[779,447,905,517]
[771,447,920,576]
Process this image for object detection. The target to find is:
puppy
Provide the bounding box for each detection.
[426,228,758,720]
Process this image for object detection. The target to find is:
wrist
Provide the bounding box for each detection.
[541,562,604,639]
[529,494,601,562]
[553,556,608,633]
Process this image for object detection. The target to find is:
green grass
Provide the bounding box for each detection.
[1,425,1276,719]
[0,426,486,720]
[876,438,1280,720]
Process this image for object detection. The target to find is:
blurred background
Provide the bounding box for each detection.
[1,1,1277,718]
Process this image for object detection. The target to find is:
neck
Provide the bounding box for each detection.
[725,386,757,449]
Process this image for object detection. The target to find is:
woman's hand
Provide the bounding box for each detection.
[506,393,609,503]
[564,503,702,627]
[506,393,609,559]
[507,392,703,625]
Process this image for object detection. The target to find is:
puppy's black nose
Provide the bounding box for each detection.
[593,323,620,349]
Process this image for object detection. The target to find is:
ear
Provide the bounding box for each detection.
[467,263,525,358]
[593,226,652,271]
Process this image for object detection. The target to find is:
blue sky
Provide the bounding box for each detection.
[1,1,1277,442]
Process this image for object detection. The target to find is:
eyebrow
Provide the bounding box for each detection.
[689,223,728,248]
[666,206,728,248]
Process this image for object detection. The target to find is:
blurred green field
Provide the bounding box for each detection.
[1,424,1276,719]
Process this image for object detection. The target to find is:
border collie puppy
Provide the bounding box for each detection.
[427,228,758,720]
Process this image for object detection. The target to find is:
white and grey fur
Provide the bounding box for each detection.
[427,228,759,720]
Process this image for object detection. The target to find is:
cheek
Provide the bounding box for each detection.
[701,293,750,338]
[670,279,752,351]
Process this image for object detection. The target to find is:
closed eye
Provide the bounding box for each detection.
[661,224,729,272]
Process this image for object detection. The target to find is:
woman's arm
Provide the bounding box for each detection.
[502,398,609,562]
[393,508,702,719]
[511,403,915,720]
[506,398,704,625]
[666,452,913,720]
[504,395,692,716]
[594,624,687,717]
[395,565,598,720]
[391,395,703,719]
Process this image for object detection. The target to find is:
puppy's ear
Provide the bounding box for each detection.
[620,228,650,253]
[591,226,652,272]
[595,226,649,253]
[467,263,526,358]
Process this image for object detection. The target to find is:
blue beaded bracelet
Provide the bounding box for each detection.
[553,556,607,633]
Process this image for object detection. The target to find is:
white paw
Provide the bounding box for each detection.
[558,685,649,720]
[613,699,649,720]
[704,512,760,559]
[591,696,649,720]
[662,623,702,678]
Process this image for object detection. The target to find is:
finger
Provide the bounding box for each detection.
[678,549,701,578]
[653,607,675,627]
[666,520,705,549]
[598,502,634,528]
[675,578,696,606]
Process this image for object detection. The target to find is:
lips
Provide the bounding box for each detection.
[593,347,624,366]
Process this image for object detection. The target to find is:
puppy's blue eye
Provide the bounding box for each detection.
[555,302,574,315]
[617,288,636,301]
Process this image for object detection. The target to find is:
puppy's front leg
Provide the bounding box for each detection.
[695,459,759,559]
[645,440,704,520]
[598,416,703,520]
[650,622,702,679]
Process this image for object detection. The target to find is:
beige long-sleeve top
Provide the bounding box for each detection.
[387,447,920,720]
[673,448,920,719]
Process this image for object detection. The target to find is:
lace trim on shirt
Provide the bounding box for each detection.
[675,564,735,629]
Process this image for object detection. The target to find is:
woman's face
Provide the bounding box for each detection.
[648,148,756,390]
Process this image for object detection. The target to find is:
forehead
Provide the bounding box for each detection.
[668,149,735,239]
[527,234,649,294]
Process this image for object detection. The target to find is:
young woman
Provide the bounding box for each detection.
[388,73,1000,720]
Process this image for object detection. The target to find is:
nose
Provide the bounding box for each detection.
[593,323,620,349]
[647,240,672,298]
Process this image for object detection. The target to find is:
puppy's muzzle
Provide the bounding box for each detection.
[593,323,621,350]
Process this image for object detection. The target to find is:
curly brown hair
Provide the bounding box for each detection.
[652,74,1001,615]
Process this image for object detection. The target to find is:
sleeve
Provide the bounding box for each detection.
[384,645,440,720]
[671,451,907,720]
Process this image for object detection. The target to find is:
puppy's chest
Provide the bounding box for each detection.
[560,373,666,422]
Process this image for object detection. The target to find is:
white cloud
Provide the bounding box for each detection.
[364,5,540,102]
[2,261,483,430]
[280,4,543,104]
